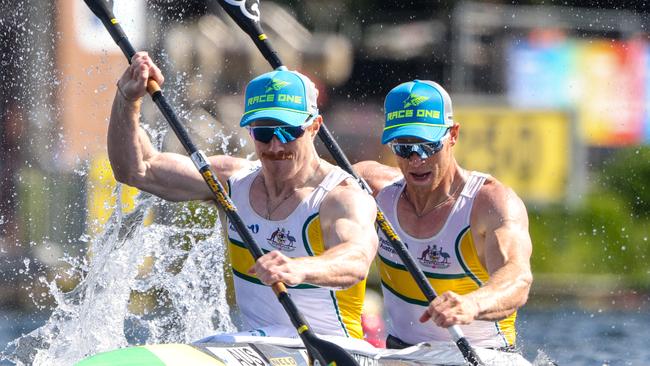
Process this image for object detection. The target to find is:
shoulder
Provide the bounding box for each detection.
[352,160,403,195]
[328,177,377,208]
[472,175,528,228]
[321,177,377,221]
[209,155,257,182]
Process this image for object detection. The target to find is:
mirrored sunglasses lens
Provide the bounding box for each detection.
[250,128,275,143]
[422,141,443,155]
[391,141,444,159]
[390,144,413,159]
[281,126,306,140]
[250,126,306,143]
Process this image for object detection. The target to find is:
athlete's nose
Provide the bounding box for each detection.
[267,135,285,152]
[408,153,426,166]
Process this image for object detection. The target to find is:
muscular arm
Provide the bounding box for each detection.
[353,160,402,197]
[108,52,251,201]
[421,181,533,327]
[253,183,378,288]
[467,183,533,321]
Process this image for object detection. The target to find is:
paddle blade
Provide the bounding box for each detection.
[302,331,359,366]
[213,0,283,69]
[82,0,135,58]
[83,0,115,23]
[217,0,261,25]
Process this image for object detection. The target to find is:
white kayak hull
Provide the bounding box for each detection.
[76,334,531,366]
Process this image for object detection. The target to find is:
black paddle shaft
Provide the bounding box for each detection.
[82,1,252,250]
[210,1,485,364]
[82,1,359,365]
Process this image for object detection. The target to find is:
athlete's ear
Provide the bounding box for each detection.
[308,115,323,139]
[448,123,460,146]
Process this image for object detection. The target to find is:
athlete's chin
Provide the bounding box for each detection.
[261,158,299,173]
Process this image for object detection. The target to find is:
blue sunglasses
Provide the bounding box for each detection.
[389,130,450,159]
[247,116,315,144]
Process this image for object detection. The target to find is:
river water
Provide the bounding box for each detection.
[518,306,650,365]
[517,307,650,366]
[1,305,649,365]
[0,193,648,365]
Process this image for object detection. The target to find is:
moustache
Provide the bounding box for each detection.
[260,151,296,161]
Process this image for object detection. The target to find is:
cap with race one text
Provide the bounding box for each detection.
[240,69,319,127]
[382,80,453,144]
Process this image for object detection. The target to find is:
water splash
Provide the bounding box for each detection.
[532,350,559,366]
[1,187,234,366]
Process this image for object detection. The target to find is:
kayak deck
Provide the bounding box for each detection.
[75,336,531,366]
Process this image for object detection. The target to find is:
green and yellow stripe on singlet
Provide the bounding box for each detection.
[378,228,489,305]
[302,214,365,339]
[228,237,317,289]
[379,226,517,346]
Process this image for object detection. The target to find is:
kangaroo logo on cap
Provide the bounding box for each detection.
[265,79,290,92]
[403,93,429,108]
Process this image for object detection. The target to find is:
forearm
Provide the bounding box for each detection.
[107,91,199,200]
[107,91,153,185]
[296,242,373,289]
[467,261,532,321]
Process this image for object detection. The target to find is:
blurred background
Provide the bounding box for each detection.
[1,0,650,365]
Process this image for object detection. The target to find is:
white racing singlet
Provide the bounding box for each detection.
[376,172,517,348]
[226,163,366,339]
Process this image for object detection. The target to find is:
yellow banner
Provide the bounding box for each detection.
[454,108,573,203]
[86,155,145,234]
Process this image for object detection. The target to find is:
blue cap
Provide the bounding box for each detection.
[240,69,319,127]
[382,80,454,144]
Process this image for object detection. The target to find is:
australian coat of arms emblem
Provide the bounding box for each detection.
[267,227,297,251]
[417,244,451,269]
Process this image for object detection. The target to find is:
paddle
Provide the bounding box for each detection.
[210,1,485,365]
[82,1,359,365]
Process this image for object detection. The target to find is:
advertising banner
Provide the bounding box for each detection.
[507,38,647,146]
[454,107,576,203]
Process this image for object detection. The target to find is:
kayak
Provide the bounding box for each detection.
[75,334,532,366]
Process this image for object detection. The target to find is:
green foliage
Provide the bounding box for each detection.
[172,201,219,229]
[598,147,650,218]
[169,201,220,251]
[530,147,650,289]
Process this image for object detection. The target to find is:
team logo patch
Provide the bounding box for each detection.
[403,93,429,108]
[417,244,451,268]
[267,227,297,251]
[265,78,290,92]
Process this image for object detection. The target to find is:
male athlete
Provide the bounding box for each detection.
[108,52,378,339]
[354,80,533,349]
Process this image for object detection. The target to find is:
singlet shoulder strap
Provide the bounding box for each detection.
[227,161,261,195]
[460,171,490,199]
[376,177,405,200]
[305,166,355,209]
[318,166,353,192]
